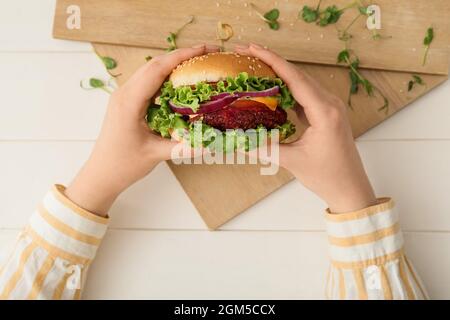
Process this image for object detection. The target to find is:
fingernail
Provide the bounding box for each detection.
[235,44,249,50]
[192,44,206,48]
[250,43,263,49]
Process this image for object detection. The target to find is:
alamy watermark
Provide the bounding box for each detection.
[170,125,281,176]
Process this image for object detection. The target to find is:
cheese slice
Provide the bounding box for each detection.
[248,96,279,111]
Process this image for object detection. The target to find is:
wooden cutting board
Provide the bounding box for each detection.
[51,0,449,228]
[54,0,450,75]
[92,44,447,229]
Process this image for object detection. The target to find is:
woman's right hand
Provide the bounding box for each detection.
[236,43,377,213]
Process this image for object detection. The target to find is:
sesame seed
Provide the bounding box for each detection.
[320,34,324,39]
[329,74,334,79]
[216,2,220,7]
[238,35,242,40]
[289,22,294,27]
[257,27,262,32]
[257,64,262,68]
[307,37,311,41]
[400,89,404,93]
[244,2,248,7]
[263,46,268,49]
[412,48,417,52]
[247,57,251,60]
[238,60,242,64]
[236,16,240,20]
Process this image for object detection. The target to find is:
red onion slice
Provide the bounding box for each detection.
[210,92,231,100]
[169,95,239,115]
[235,86,279,98]
[169,86,280,115]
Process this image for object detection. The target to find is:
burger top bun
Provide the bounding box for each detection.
[169,52,276,88]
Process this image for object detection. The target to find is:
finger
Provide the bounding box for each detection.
[121,45,221,116]
[235,44,341,127]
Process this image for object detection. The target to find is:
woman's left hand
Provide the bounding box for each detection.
[65,45,219,216]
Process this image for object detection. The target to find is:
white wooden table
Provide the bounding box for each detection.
[0,0,449,299]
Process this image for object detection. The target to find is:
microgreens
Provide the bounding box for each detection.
[80,78,114,94]
[408,75,425,92]
[250,3,280,30]
[216,21,234,51]
[300,0,358,26]
[100,56,117,70]
[422,27,434,66]
[300,0,322,23]
[166,15,195,52]
[94,52,122,77]
[337,49,389,113]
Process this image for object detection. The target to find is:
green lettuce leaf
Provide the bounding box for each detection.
[147,105,188,138]
[180,121,296,153]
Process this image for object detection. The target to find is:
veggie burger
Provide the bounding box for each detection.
[147,52,296,152]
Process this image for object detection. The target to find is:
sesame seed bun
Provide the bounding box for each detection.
[169,52,276,88]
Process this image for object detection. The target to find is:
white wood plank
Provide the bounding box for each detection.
[1,230,448,299]
[358,79,450,140]
[0,0,90,52]
[0,141,450,231]
[0,142,206,230]
[358,141,450,232]
[0,53,108,140]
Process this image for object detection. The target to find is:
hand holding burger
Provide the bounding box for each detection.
[65,45,220,216]
[236,44,377,213]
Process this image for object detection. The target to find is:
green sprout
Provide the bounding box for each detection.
[251,3,280,30]
[166,16,195,52]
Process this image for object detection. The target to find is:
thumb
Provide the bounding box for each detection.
[235,44,343,128]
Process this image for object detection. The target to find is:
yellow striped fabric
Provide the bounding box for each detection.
[325,198,428,300]
[0,185,109,300]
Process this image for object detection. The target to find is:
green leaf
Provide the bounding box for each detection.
[101,56,117,70]
[268,20,280,30]
[413,75,424,85]
[408,74,425,91]
[318,5,342,26]
[349,71,359,94]
[424,27,434,46]
[89,78,105,88]
[300,5,319,23]
[337,49,350,63]
[145,55,152,62]
[358,6,369,15]
[264,8,279,21]
[276,121,296,141]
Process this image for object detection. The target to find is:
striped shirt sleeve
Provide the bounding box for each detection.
[0,185,108,300]
[325,198,428,300]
